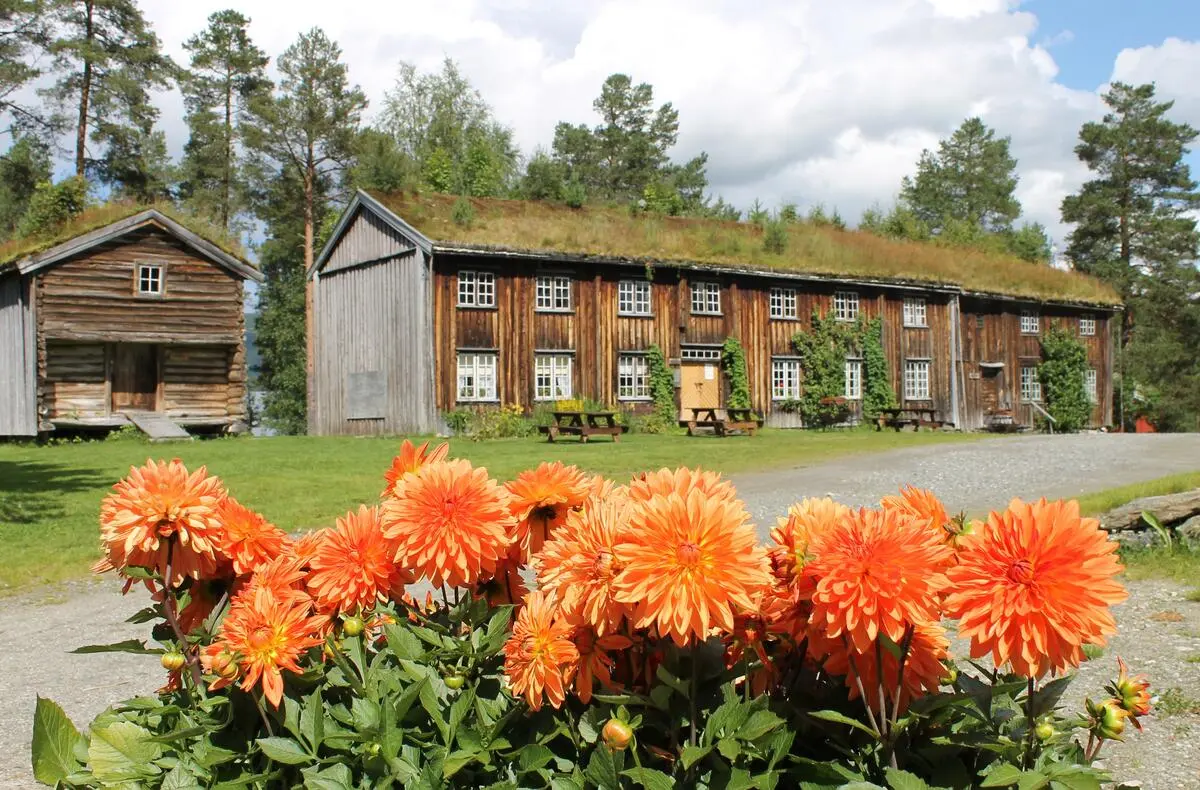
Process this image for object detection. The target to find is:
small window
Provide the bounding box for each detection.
[1079,315,1096,336]
[976,314,985,330]
[904,360,930,400]
[535,354,573,400]
[681,346,722,361]
[1020,310,1040,335]
[617,354,650,400]
[844,359,863,400]
[618,280,652,316]
[690,281,721,315]
[457,270,496,307]
[136,264,163,296]
[769,287,797,319]
[834,291,859,322]
[536,275,571,311]
[1085,369,1098,404]
[1020,366,1042,402]
[457,352,497,401]
[903,297,927,327]
[772,358,801,400]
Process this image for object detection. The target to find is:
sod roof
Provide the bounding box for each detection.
[370,191,1120,307]
[0,202,252,275]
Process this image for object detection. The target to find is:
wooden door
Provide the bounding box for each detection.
[112,344,159,412]
[981,368,1000,415]
[679,362,721,419]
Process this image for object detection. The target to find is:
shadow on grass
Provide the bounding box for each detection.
[0,460,112,525]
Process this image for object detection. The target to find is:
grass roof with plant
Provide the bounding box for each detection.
[371,191,1120,306]
[0,201,250,274]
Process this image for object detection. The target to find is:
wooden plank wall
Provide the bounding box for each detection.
[322,207,415,274]
[313,248,438,435]
[0,273,37,435]
[43,341,107,418]
[958,297,1112,429]
[163,346,244,420]
[431,254,966,423]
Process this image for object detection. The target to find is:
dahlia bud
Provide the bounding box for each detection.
[602,718,634,751]
[210,650,239,681]
[1087,697,1129,741]
[939,665,958,686]
[444,674,466,690]
[160,652,186,672]
[342,615,365,637]
[1035,720,1056,741]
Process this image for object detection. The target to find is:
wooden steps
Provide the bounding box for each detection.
[122,410,193,442]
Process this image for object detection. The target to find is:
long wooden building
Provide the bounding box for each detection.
[0,207,262,437]
[309,190,1120,436]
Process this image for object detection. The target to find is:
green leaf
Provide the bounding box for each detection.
[303,763,354,790]
[71,639,161,655]
[301,689,325,750]
[257,736,313,765]
[808,709,878,737]
[551,777,584,790]
[654,665,689,696]
[519,743,555,772]
[680,744,711,770]
[384,624,425,661]
[886,768,934,790]
[88,721,162,783]
[980,763,1023,787]
[585,745,620,790]
[578,708,603,745]
[737,709,784,741]
[31,697,82,786]
[717,737,741,760]
[703,697,748,745]
[1017,772,1049,790]
[442,749,478,778]
[1029,676,1073,718]
[1045,769,1102,790]
[622,767,675,790]
[162,764,203,790]
[839,784,887,790]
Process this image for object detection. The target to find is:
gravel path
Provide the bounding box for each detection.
[2,432,1198,789]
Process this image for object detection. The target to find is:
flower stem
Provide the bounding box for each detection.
[689,649,699,749]
[1024,676,1037,769]
[161,540,203,689]
[843,636,882,737]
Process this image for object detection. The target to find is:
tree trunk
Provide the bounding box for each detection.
[304,148,316,432]
[222,67,233,229]
[74,0,95,177]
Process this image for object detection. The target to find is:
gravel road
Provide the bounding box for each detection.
[2,432,1198,789]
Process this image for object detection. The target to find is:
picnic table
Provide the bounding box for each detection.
[875,406,943,432]
[538,411,627,443]
[680,407,764,437]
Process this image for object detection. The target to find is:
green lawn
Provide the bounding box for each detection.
[0,428,983,593]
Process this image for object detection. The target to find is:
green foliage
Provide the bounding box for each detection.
[762,219,787,254]
[563,179,586,209]
[721,337,752,409]
[0,135,52,237]
[15,176,88,238]
[645,344,677,432]
[443,404,533,440]
[450,196,475,228]
[348,127,413,192]
[1037,325,1092,432]
[862,317,898,418]
[792,312,894,426]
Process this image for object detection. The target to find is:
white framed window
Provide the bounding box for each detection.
[535,354,573,400]
[1020,366,1042,402]
[772,358,801,401]
[136,264,163,296]
[456,352,497,402]
[535,275,571,311]
[617,354,650,400]
[844,359,863,400]
[1079,315,1096,336]
[1085,368,1098,404]
[833,291,859,322]
[903,297,927,327]
[769,287,797,319]
[904,360,930,400]
[681,346,722,361]
[457,270,495,307]
[690,281,721,315]
[618,280,652,316]
[1020,310,1039,335]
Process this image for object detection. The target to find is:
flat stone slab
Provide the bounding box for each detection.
[122,410,193,442]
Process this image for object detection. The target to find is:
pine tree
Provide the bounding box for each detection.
[1061,82,1200,429]
[179,10,268,230]
[0,134,51,236]
[0,0,53,136]
[41,0,174,188]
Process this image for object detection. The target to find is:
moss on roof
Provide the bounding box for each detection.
[0,201,251,273]
[370,191,1121,307]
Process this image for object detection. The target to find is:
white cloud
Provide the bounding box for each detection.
[46,1,1200,247]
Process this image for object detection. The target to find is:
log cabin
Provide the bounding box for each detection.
[0,207,263,438]
[308,190,1121,436]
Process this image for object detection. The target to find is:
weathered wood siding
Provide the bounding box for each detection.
[43,341,107,418]
[164,345,245,420]
[958,297,1112,430]
[322,206,415,274]
[312,248,438,435]
[0,273,37,435]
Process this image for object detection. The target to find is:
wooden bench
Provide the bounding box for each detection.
[681,407,764,437]
[875,407,943,432]
[539,411,628,443]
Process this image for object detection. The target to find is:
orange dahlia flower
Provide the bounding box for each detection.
[769,497,851,580]
[505,462,590,560]
[216,498,289,575]
[382,440,450,498]
[381,459,513,588]
[566,620,632,703]
[306,505,412,615]
[535,497,633,635]
[943,498,1127,678]
[614,489,770,646]
[627,467,739,506]
[881,485,951,535]
[203,595,326,707]
[502,590,578,711]
[804,506,953,655]
[823,622,950,712]
[1107,657,1152,730]
[96,459,227,585]
[475,548,529,607]
[234,553,311,609]
[291,530,324,567]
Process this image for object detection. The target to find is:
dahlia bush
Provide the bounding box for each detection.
[32,446,1150,789]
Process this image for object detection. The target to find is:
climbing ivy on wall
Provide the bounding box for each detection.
[645,344,676,431]
[1038,324,1091,432]
[722,337,752,409]
[791,311,895,426]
